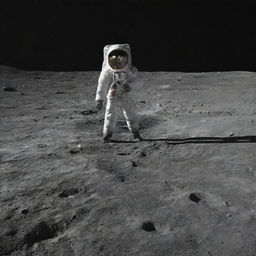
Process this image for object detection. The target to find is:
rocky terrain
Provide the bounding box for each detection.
[1,65,256,255]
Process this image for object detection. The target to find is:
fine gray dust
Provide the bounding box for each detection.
[1,66,256,255]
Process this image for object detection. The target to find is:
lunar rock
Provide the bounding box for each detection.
[1,66,256,255]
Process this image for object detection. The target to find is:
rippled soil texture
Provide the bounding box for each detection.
[1,66,256,255]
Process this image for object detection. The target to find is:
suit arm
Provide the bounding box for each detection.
[95,69,112,101]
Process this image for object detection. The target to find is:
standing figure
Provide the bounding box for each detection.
[95,44,142,142]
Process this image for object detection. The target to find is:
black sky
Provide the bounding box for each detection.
[0,0,256,71]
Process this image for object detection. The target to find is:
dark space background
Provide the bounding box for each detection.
[0,0,256,71]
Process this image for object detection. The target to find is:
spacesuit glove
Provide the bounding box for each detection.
[96,100,103,110]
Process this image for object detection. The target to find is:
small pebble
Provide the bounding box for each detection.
[142,221,156,232]
[131,161,138,167]
[117,175,125,182]
[21,208,29,214]
[77,144,83,150]
[189,193,201,203]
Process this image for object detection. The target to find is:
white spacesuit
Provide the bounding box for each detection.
[95,44,142,141]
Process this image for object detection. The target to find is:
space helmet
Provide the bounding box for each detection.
[102,44,132,71]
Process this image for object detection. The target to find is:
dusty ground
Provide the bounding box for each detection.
[1,65,256,256]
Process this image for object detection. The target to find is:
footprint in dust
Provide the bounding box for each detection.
[58,188,79,198]
[116,175,125,183]
[71,207,90,222]
[24,220,68,247]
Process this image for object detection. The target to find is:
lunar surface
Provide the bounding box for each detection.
[1,65,256,256]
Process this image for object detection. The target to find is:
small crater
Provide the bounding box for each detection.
[69,148,80,154]
[68,144,83,154]
[142,221,156,232]
[80,110,97,116]
[56,91,66,94]
[116,175,125,182]
[35,106,46,110]
[189,193,201,203]
[59,188,79,198]
[140,151,146,157]
[117,153,130,156]
[6,229,17,237]
[37,144,47,148]
[3,87,17,92]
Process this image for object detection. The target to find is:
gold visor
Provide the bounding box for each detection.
[108,50,128,70]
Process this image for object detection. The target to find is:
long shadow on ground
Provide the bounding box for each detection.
[110,136,256,144]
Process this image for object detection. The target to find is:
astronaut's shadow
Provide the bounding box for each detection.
[110,136,256,144]
[115,115,256,144]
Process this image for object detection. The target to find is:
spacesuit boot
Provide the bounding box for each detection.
[121,94,141,138]
[133,131,142,140]
[103,132,112,142]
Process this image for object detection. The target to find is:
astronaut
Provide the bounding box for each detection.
[95,44,142,142]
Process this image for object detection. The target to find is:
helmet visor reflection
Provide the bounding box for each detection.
[108,50,128,70]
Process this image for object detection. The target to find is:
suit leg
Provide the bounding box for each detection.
[122,96,139,133]
[103,99,120,137]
